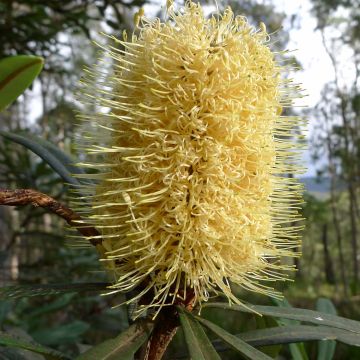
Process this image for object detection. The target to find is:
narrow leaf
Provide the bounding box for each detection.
[288,343,309,360]
[0,56,43,111]
[270,297,296,325]
[0,331,70,360]
[178,307,221,360]
[254,313,282,358]
[76,318,153,360]
[316,298,336,316]
[271,297,309,360]
[194,315,273,360]
[209,325,360,354]
[0,131,84,187]
[0,282,110,299]
[238,325,360,347]
[203,303,360,335]
[316,298,337,360]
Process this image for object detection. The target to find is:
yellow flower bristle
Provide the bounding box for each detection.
[75,1,305,318]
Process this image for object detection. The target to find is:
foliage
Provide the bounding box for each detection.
[0,0,147,58]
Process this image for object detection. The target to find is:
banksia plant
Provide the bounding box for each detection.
[76,0,304,319]
[3,3,360,360]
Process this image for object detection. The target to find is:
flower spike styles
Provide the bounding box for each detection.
[76,1,305,318]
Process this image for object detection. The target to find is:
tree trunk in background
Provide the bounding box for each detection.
[0,206,12,285]
[340,95,359,291]
[321,223,336,284]
[348,183,359,292]
[329,188,348,296]
[10,209,20,281]
[323,107,348,297]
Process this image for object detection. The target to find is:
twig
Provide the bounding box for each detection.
[0,188,101,246]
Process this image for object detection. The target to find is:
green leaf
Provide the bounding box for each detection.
[193,314,273,360]
[254,315,282,358]
[203,303,360,335]
[76,319,153,360]
[270,297,295,325]
[31,320,90,346]
[178,307,221,360]
[271,297,309,360]
[288,342,309,360]
[316,298,336,316]
[0,131,84,187]
[316,298,337,360]
[0,282,110,300]
[0,56,43,111]
[0,331,70,360]
[209,325,360,355]
[239,325,360,347]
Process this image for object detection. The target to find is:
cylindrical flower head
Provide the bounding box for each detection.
[76,1,305,317]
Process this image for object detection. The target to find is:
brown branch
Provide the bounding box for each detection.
[0,188,101,246]
[143,289,196,360]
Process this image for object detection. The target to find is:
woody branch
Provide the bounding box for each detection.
[0,188,101,246]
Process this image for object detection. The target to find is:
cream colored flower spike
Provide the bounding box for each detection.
[76,1,305,318]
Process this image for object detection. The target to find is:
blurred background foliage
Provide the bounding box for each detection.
[1,0,360,359]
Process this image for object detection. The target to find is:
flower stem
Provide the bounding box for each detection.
[142,288,196,360]
[144,305,179,360]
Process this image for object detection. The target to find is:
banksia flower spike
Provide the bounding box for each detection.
[76,1,305,318]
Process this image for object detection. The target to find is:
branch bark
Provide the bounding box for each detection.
[0,188,101,246]
[142,289,196,360]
